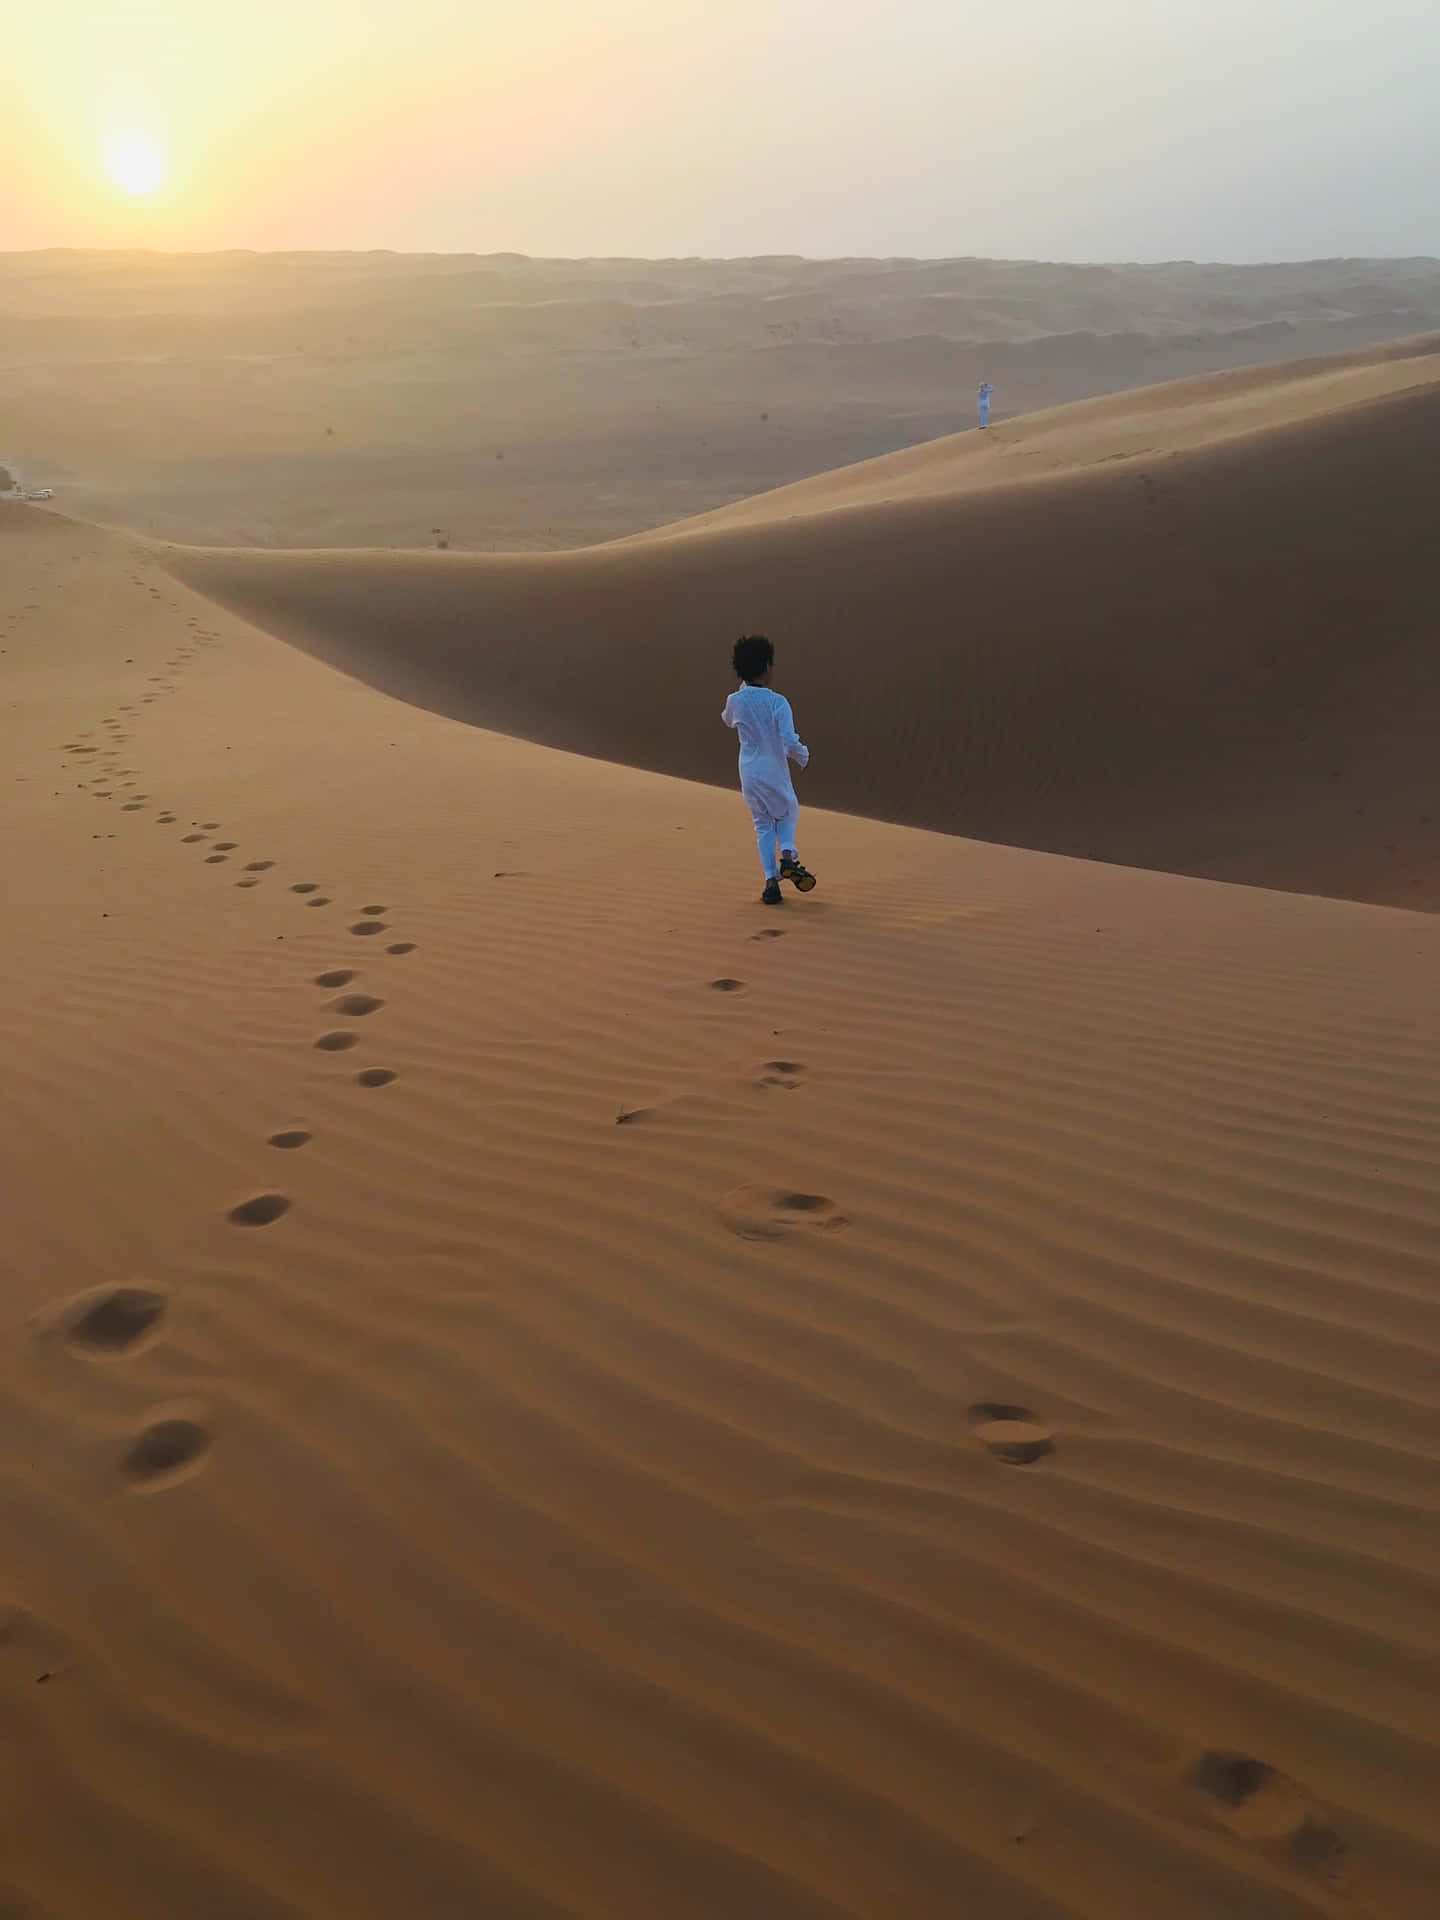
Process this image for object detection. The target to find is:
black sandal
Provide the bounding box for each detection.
[779,854,816,893]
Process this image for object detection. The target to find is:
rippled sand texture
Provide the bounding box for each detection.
[3,367,1440,1917]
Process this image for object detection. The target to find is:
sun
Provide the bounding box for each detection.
[104,132,167,196]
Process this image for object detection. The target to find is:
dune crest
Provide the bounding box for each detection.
[9,249,1440,550]
[167,337,1440,908]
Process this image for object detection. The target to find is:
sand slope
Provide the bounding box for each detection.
[168,337,1440,908]
[7,249,1440,550]
[4,506,1440,1917]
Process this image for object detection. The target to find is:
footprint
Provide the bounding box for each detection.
[156,813,176,824]
[181,833,206,844]
[350,920,387,936]
[200,821,219,830]
[291,882,320,894]
[1187,1751,1343,1871]
[615,1107,658,1126]
[710,978,745,993]
[306,897,331,908]
[356,1068,397,1088]
[758,1060,807,1090]
[61,1285,167,1358]
[314,969,356,988]
[228,1193,291,1227]
[267,1129,312,1150]
[213,842,237,852]
[314,1031,359,1051]
[331,994,383,1017]
[967,1403,1054,1465]
[751,928,787,940]
[236,878,260,888]
[244,860,274,872]
[122,1418,210,1491]
[122,802,145,812]
[204,853,228,863]
[360,904,386,916]
[719,1185,849,1241]
[386,942,416,955]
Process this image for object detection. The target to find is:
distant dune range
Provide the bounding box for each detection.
[6,249,1440,548]
[167,337,1440,909]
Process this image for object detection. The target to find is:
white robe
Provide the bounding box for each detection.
[722,684,809,822]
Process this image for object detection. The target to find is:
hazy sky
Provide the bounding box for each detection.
[7,0,1438,261]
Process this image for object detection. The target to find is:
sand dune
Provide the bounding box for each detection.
[168,336,1440,908]
[626,331,1440,534]
[6,249,1440,549]
[4,457,1440,1917]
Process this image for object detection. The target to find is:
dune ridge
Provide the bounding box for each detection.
[3,485,1440,1916]
[167,336,1440,908]
[8,249,1440,550]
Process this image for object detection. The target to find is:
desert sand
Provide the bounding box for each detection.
[5,248,1440,550]
[4,322,1440,1920]
[169,333,1440,908]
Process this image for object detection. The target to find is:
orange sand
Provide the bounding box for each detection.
[3,343,1440,1918]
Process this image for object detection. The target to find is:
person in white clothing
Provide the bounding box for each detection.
[977,379,995,428]
[722,634,816,905]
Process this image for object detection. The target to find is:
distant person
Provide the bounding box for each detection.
[722,635,816,906]
[977,379,995,429]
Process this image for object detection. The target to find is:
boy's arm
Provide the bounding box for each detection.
[722,693,738,728]
[780,698,810,768]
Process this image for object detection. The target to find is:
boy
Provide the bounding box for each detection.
[722,634,816,905]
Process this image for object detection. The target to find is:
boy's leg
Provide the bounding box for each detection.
[778,816,817,892]
[748,799,780,879]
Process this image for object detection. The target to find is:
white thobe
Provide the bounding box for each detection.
[722,684,810,876]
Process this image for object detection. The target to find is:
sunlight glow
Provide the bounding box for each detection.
[0,0,1428,256]
[104,132,167,197]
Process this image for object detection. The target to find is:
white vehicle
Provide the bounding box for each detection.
[27,488,54,501]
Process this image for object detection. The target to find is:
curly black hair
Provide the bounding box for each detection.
[732,634,775,683]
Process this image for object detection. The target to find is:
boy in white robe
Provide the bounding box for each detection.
[722,634,816,906]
